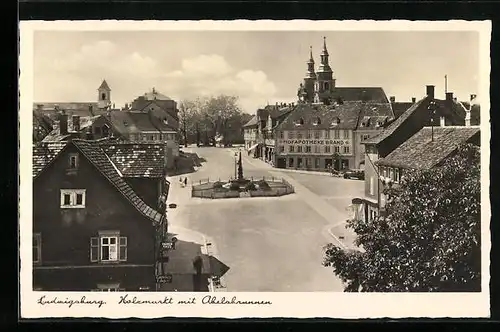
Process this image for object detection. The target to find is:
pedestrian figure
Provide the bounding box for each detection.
[184,177,188,186]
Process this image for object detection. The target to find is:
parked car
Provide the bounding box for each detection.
[343,169,365,180]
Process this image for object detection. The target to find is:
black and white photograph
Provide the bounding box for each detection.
[19,20,490,319]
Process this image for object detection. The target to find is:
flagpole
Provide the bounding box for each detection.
[445,75,448,94]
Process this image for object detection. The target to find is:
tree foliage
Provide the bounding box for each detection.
[178,95,252,146]
[323,144,481,292]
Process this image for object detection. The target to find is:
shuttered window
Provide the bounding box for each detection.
[90,233,128,263]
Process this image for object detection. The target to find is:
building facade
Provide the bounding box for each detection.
[356,85,481,223]
[32,140,166,291]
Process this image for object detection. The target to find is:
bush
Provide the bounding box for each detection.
[245,182,257,191]
[229,182,240,191]
[257,180,271,190]
[213,181,223,189]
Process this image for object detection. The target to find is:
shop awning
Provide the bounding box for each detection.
[247,143,259,152]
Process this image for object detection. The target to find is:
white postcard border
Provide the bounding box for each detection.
[19,20,491,319]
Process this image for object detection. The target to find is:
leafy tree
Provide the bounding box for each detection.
[179,95,248,146]
[323,144,481,292]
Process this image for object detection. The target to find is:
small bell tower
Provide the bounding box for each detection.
[303,46,316,103]
[97,79,111,109]
[314,37,335,104]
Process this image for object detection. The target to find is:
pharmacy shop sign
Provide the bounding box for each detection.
[280,139,350,145]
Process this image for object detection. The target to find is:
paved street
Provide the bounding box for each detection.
[167,146,363,292]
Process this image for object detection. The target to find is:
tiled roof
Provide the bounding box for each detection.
[32,142,67,177]
[356,103,394,129]
[330,87,389,103]
[33,102,100,112]
[363,96,430,145]
[41,130,73,142]
[276,101,391,131]
[101,142,166,178]
[33,140,164,224]
[108,110,178,137]
[243,115,258,127]
[391,102,414,119]
[72,140,163,224]
[377,126,480,169]
[98,80,111,91]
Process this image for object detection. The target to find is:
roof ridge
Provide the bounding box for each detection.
[72,140,163,225]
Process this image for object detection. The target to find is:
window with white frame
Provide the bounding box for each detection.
[325,146,331,153]
[343,146,350,154]
[395,168,400,182]
[289,145,294,153]
[389,168,394,181]
[33,233,41,264]
[306,130,312,139]
[279,131,284,139]
[305,146,311,153]
[334,130,340,139]
[90,231,127,263]
[334,146,340,153]
[343,130,349,139]
[314,130,321,139]
[60,189,86,208]
[324,130,330,139]
[314,145,320,153]
[288,131,295,139]
[297,146,303,153]
[297,131,303,139]
[279,145,285,153]
[68,153,79,169]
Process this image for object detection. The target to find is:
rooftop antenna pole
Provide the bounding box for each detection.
[444,75,448,94]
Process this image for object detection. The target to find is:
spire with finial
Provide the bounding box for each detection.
[305,45,316,79]
[322,36,329,56]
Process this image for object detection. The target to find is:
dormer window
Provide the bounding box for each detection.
[330,117,340,126]
[361,116,371,127]
[295,118,305,126]
[313,117,321,126]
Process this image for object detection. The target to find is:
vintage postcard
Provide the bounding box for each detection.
[19,20,491,319]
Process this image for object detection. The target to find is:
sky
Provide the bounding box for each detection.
[33,30,480,114]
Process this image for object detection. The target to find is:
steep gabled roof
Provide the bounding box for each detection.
[363,96,430,145]
[100,142,166,178]
[32,142,67,177]
[391,102,414,119]
[72,140,163,224]
[33,140,163,224]
[376,126,480,170]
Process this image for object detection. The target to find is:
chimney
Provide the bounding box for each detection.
[411,97,416,103]
[389,96,395,103]
[89,104,94,116]
[426,85,435,99]
[446,92,453,102]
[440,116,445,127]
[59,113,68,135]
[73,115,80,132]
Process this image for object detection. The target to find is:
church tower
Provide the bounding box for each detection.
[302,46,317,103]
[97,79,111,109]
[314,37,335,104]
